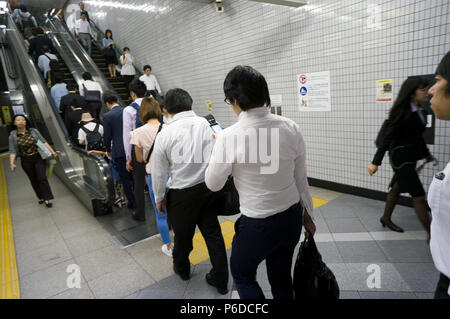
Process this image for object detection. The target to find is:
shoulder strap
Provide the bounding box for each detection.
[94,123,100,133]
[80,126,90,134]
[145,122,163,163]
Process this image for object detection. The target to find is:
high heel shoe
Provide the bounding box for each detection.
[380,217,404,233]
[45,201,53,208]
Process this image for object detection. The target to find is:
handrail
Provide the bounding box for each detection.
[49,15,127,107]
[0,42,17,79]
[89,18,142,77]
[5,12,114,215]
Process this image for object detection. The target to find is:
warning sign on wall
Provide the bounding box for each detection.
[376,79,393,102]
[297,71,331,112]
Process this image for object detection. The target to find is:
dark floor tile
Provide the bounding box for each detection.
[335,241,388,263]
[358,291,417,299]
[377,240,432,263]
[392,263,440,292]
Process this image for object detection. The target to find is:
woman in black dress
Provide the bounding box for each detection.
[102,29,118,78]
[368,76,435,234]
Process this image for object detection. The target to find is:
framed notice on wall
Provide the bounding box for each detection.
[297,71,331,112]
[376,79,393,102]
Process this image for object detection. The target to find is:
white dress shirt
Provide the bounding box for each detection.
[37,53,58,79]
[428,161,450,294]
[151,111,214,203]
[79,80,102,96]
[139,74,162,93]
[205,106,313,219]
[123,98,143,160]
[75,19,91,35]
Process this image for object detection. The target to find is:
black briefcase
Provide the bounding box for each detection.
[214,176,240,216]
[293,235,340,299]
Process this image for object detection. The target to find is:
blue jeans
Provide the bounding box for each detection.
[147,174,171,245]
[230,202,303,299]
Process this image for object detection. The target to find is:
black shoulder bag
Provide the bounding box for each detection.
[145,122,164,163]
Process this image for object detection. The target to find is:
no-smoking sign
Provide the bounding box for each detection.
[299,74,307,84]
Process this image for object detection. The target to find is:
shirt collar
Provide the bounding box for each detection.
[171,110,196,123]
[111,104,120,109]
[410,102,421,112]
[238,106,269,121]
[134,98,143,106]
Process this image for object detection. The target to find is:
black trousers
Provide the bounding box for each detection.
[20,154,54,201]
[112,156,135,205]
[131,151,146,219]
[166,182,228,286]
[434,273,450,299]
[122,75,135,96]
[230,202,303,299]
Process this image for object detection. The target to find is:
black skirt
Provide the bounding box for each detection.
[389,161,425,197]
[105,53,117,65]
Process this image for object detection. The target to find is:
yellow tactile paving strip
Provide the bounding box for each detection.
[0,159,20,299]
[189,197,329,265]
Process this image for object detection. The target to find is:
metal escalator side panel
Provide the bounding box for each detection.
[4,13,113,216]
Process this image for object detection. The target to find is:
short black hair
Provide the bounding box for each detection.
[53,72,65,84]
[42,45,50,53]
[123,47,130,52]
[19,5,27,12]
[103,92,119,105]
[164,88,193,114]
[66,82,77,91]
[223,65,271,111]
[105,29,113,39]
[129,79,146,98]
[143,65,152,71]
[80,12,86,16]
[12,113,32,130]
[436,51,450,96]
[82,72,92,81]
[31,27,39,37]
[36,27,44,35]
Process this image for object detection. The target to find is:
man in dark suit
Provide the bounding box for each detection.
[102,92,135,208]
[28,27,57,63]
[60,82,87,121]
[64,102,85,146]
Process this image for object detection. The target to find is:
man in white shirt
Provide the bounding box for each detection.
[37,45,58,80]
[75,12,92,55]
[79,72,102,120]
[151,88,228,293]
[205,65,315,299]
[427,51,450,299]
[139,65,163,99]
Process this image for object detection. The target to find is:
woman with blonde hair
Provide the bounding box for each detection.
[130,97,173,256]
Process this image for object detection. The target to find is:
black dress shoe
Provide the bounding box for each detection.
[205,273,228,295]
[132,211,145,222]
[38,199,45,205]
[380,217,404,233]
[173,265,190,281]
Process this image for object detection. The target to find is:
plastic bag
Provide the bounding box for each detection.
[293,235,340,299]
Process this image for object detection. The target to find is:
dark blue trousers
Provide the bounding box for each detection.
[230,202,303,299]
[434,273,450,299]
[112,156,135,205]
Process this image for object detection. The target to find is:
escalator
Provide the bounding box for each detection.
[7,9,158,247]
[3,12,114,217]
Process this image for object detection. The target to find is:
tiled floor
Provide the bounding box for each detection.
[3,157,440,299]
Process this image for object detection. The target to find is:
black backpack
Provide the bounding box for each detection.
[21,14,35,30]
[82,84,102,103]
[80,123,105,151]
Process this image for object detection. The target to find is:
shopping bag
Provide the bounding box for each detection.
[293,234,340,299]
[36,140,52,160]
[47,159,56,179]
[214,176,240,216]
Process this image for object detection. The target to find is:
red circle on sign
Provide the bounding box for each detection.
[299,74,307,84]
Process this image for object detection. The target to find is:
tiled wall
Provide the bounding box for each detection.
[66,0,450,195]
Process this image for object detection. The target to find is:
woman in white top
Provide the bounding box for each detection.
[427,51,450,299]
[205,65,316,299]
[130,97,173,257]
[120,47,136,96]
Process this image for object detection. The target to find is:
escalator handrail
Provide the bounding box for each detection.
[5,12,114,203]
[49,15,127,107]
[88,18,143,77]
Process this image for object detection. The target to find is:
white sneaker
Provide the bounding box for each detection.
[162,244,173,257]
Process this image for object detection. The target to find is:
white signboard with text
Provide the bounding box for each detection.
[297,71,331,112]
